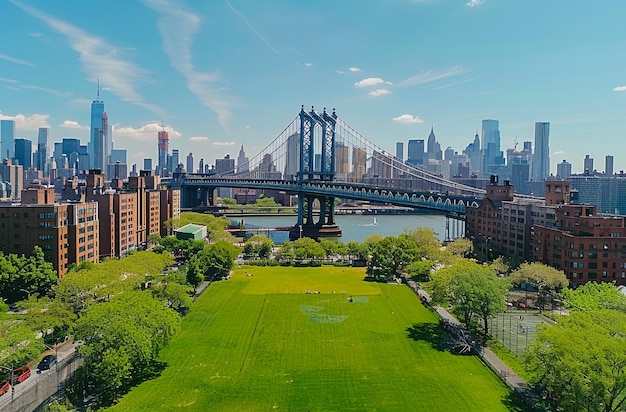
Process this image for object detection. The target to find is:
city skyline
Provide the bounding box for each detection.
[2,1,626,173]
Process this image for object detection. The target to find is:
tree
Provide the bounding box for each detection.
[291,238,326,261]
[346,241,369,261]
[191,241,240,280]
[509,262,568,292]
[0,246,58,302]
[243,234,273,259]
[445,238,473,257]
[404,227,440,256]
[431,260,507,333]
[561,281,626,312]
[405,259,434,282]
[73,291,180,402]
[368,235,420,279]
[18,296,77,343]
[525,310,626,411]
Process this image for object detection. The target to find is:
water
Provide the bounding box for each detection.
[235,214,448,244]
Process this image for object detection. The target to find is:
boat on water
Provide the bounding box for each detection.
[359,217,378,227]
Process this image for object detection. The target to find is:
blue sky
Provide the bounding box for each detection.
[1,0,626,174]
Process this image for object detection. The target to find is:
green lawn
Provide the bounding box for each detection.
[110,267,515,411]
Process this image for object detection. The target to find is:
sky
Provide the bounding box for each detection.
[2,0,626,174]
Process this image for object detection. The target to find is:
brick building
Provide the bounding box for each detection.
[0,191,99,276]
[532,204,626,286]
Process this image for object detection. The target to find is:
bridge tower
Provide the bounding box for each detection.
[290,106,342,240]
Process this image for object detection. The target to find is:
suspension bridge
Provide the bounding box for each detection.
[171,106,486,240]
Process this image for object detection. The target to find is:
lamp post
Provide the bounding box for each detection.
[43,344,60,391]
[0,365,14,406]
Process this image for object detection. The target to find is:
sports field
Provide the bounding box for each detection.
[489,311,553,357]
[110,267,514,411]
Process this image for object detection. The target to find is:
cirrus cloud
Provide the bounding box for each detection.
[466,0,485,7]
[392,114,424,124]
[349,67,362,72]
[212,141,236,146]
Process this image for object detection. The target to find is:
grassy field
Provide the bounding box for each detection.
[110,267,516,411]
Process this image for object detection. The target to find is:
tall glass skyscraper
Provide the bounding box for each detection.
[14,138,32,169]
[90,84,107,171]
[407,139,425,165]
[532,122,550,180]
[481,119,502,176]
[1,119,15,161]
[36,127,49,175]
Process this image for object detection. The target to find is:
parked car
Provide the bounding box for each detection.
[12,367,31,384]
[0,380,9,396]
[37,354,57,372]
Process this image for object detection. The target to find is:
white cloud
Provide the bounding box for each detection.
[0,53,36,67]
[466,0,485,7]
[392,114,424,124]
[369,89,391,97]
[60,120,88,130]
[213,141,236,146]
[553,150,565,156]
[13,1,164,115]
[304,62,312,67]
[141,0,241,130]
[354,77,391,87]
[0,113,50,130]
[189,136,209,142]
[613,85,626,92]
[349,67,362,73]
[398,66,466,87]
[336,70,345,74]
[114,123,182,142]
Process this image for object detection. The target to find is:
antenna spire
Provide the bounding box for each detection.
[96,77,100,101]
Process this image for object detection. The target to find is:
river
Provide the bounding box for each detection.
[232,214,450,244]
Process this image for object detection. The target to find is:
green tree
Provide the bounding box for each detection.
[243,234,273,259]
[18,296,76,343]
[193,241,240,279]
[509,262,568,291]
[73,291,180,402]
[346,241,369,261]
[0,246,58,302]
[405,259,434,282]
[445,238,473,257]
[368,236,420,279]
[291,238,326,261]
[561,281,626,312]
[525,310,626,411]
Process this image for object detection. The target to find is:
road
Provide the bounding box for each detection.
[0,341,78,412]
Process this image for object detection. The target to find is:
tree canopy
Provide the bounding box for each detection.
[368,235,421,279]
[526,310,626,411]
[0,246,58,302]
[509,262,568,291]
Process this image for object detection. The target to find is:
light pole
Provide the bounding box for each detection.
[18,289,31,299]
[0,365,14,406]
[43,344,60,391]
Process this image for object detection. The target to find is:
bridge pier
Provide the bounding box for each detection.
[290,193,342,240]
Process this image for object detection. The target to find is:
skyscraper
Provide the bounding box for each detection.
[143,158,153,171]
[14,138,32,169]
[90,83,107,171]
[583,155,594,174]
[157,129,169,176]
[36,127,49,175]
[463,132,481,174]
[605,155,614,176]
[171,149,179,172]
[556,160,572,179]
[531,122,550,180]
[426,127,442,161]
[1,120,15,161]
[481,119,502,176]
[407,139,425,165]
[395,142,404,161]
[186,153,193,173]
[236,145,248,174]
[283,133,300,180]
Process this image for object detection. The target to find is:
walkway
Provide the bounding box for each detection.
[406,280,538,401]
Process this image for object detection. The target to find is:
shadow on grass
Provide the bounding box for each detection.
[406,322,445,351]
[501,389,537,412]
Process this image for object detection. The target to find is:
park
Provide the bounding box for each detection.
[109,266,516,411]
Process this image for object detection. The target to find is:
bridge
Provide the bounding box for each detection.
[171,106,486,240]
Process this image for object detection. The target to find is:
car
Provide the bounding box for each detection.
[0,380,9,396]
[37,354,57,372]
[12,367,31,384]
